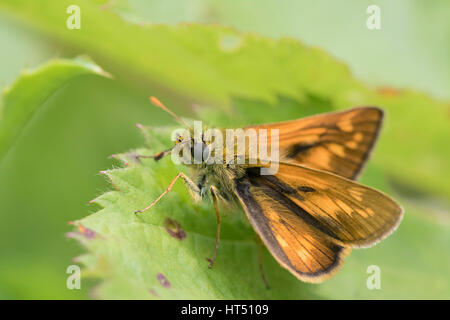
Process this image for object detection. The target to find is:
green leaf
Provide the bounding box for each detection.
[2,0,449,198]
[0,58,110,161]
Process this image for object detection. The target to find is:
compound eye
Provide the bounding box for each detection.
[175,135,184,145]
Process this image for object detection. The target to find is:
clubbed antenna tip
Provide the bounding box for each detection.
[149,96,191,128]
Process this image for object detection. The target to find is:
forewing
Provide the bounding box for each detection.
[247,107,383,179]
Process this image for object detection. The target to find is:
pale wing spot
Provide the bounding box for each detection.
[295,248,322,272]
[338,121,354,132]
[349,188,363,195]
[366,207,375,216]
[296,249,312,265]
[312,146,332,167]
[353,132,364,142]
[352,193,363,201]
[348,188,363,201]
[349,188,362,194]
[310,197,340,219]
[355,207,369,218]
[328,143,346,157]
[302,135,320,144]
[336,199,353,215]
[346,141,358,149]
[276,235,289,248]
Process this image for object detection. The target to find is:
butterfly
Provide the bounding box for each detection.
[134,97,403,284]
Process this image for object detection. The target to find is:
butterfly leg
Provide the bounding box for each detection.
[256,235,270,289]
[206,185,221,269]
[134,172,201,214]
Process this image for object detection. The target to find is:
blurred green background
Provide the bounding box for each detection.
[0,0,448,299]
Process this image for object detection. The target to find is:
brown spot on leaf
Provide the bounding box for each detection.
[157,273,171,288]
[78,224,96,239]
[164,218,186,240]
[67,222,96,239]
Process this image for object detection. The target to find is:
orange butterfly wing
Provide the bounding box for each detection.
[247,107,383,179]
[233,163,403,282]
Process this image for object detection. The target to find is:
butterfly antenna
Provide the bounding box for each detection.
[134,147,174,161]
[149,96,192,129]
